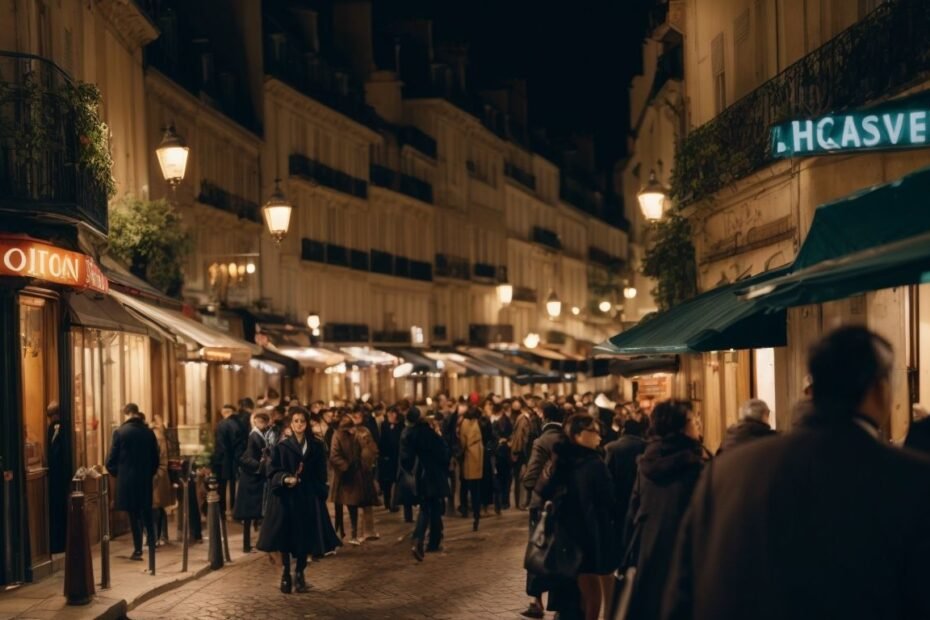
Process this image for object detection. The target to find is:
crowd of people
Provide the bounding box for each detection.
[99,325,930,619]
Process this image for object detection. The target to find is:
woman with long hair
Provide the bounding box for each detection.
[257,407,329,593]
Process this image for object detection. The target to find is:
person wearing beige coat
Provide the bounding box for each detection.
[458,408,484,531]
[150,414,174,546]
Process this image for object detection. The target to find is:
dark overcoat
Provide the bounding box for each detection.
[662,415,930,620]
[105,417,159,513]
[604,434,647,523]
[716,418,776,454]
[213,416,242,481]
[400,420,451,500]
[257,435,337,556]
[234,429,269,520]
[378,420,403,485]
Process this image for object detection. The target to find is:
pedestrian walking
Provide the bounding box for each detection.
[520,402,566,619]
[716,398,776,454]
[330,414,379,545]
[378,407,403,511]
[624,399,704,620]
[510,398,532,510]
[105,404,159,563]
[257,407,330,594]
[403,408,451,561]
[150,413,173,546]
[534,412,618,620]
[663,327,930,619]
[478,404,497,514]
[603,417,648,528]
[396,402,419,523]
[212,404,242,516]
[235,410,271,553]
[490,401,513,510]
[458,406,484,531]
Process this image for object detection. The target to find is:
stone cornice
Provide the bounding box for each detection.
[94,0,159,50]
[264,78,381,144]
[146,69,263,151]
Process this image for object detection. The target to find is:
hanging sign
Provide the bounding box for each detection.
[771,91,930,158]
[0,236,108,293]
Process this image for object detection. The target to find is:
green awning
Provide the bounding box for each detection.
[595,269,788,356]
[746,230,930,307]
[794,164,930,270]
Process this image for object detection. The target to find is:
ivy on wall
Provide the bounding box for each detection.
[108,197,191,297]
[641,213,698,312]
[65,82,116,199]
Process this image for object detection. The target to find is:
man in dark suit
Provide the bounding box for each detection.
[402,407,450,561]
[604,416,648,523]
[663,326,930,620]
[105,403,159,562]
[213,404,242,515]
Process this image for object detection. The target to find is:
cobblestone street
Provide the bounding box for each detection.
[130,508,531,619]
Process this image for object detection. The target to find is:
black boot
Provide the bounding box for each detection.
[411,537,425,562]
[280,571,292,594]
[473,516,479,532]
[295,571,309,593]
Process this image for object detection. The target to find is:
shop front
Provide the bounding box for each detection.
[0,235,108,585]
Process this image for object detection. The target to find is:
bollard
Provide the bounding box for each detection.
[2,465,13,583]
[220,510,232,563]
[205,475,224,570]
[180,475,189,572]
[64,487,94,605]
[97,469,111,590]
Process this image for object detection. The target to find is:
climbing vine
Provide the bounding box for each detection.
[641,213,698,312]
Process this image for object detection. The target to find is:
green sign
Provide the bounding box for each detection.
[770,91,930,158]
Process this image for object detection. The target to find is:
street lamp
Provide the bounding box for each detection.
[497,283,513,305]
[155,125,190,188]
[598,300,612,313]
[545,290,562,319]
[571,306,580,316]
[307,313,321,330]
[523,332,540,349]
[262,178,293,245]
[637,169,667,221]
[624,286,638,299]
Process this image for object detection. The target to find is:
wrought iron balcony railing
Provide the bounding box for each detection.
[504,162,537,191]
[198,180,260,223]
[0,52,110,234]
[369,163,433,204]
[675,0,930,205]
[435,253,470,280]
[532,226,563,251]
[398,126,437,159]
[289,153,368,199]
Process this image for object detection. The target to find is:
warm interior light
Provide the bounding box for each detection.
[638,169,667,221]
[263,179,293,245]
[545,291,561,318]
[624,286,637,299]
[155,125,190,186]
[246,262,256,274]
[227,261,237,275]
[523,332,540,349]
[497,283,513,305]
[598,300,612,313]
[307,313,321,330]
[571,306,580,316]
[237,264,246,277]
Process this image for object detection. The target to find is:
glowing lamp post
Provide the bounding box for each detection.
[155,125,190,189]
[545,291,562,319]
[637,169,667,221]
[262,179,293,245]
[497,283,513,306]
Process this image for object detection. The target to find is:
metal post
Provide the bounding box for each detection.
[64,470,94,605]
[98,470,110,589]
[180,458,191,573]
[220,509,231,563]
[205,475,223,570]
[2,466,13,583]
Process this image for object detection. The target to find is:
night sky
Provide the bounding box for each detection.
[374,0,651,172]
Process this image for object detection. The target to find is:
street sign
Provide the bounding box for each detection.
[771,90,930,159]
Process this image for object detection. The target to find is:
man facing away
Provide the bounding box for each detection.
[105,403,159,563]
[213,404,242,516]
[402,407,450,561]
[663,326,930,620]
[716,398,776,454]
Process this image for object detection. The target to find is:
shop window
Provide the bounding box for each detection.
[753,347,778,429]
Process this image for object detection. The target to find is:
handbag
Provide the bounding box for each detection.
[391,460,418,510]
[523,500,582,580]
[609,511,644,620]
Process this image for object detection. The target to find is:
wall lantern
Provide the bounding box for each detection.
[307,313,321,330]
[624,286,638,299]
[637,169,667,221]
[598,300,612,313]
[571,306,581,316]
[263,178,293,245]
[497,283,513,305]
[523,332,540,349]
[545,290,562,319]
[155,125,190,187]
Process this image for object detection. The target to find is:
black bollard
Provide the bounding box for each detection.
[64,490,94,605]
[206,475,224,570]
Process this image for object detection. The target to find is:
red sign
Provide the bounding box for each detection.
[0,236,108,293]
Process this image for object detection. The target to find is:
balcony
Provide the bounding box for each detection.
[0,52,110,234]
[409,260,433,282]
[560,174,602,216]
[512,286,537,304]
[435,253,471,280]
[370,249,393,275]
[373,330,411,344]
[369,163,433,204]
[532,226,563,251]
[504,162,536,192]
[301,238,325,263]
[325,243,349,268]
[588,246,626,269]
[324,323,369,343]
[398,126,437,159]
[349,249,369,271]
[198,180,260,223]
[675,0,930,205]
[289,153,368,199]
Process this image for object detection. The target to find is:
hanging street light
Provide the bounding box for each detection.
[624,286,638,299]
[545,290,562,319]
[637,169,667,221]
[155,125,190,188]
[306,313,321,330]
[598,300,612,313]
[263,178,293,245]
[497,283,513,305]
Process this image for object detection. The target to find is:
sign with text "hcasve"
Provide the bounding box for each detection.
[770,91,930,158]
[0,236,108,293]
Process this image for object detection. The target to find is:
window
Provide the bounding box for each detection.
[712,32,727,115]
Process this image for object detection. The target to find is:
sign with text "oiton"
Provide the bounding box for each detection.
[0,236,108,293]
[770,91,930,158]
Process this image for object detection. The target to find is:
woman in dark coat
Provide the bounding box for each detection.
[234,411,270,553]
[378,408,403,511]
[624,399,705,620]
[478,409,497,514]
[536,412,618,620]
[256,408,329,594]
